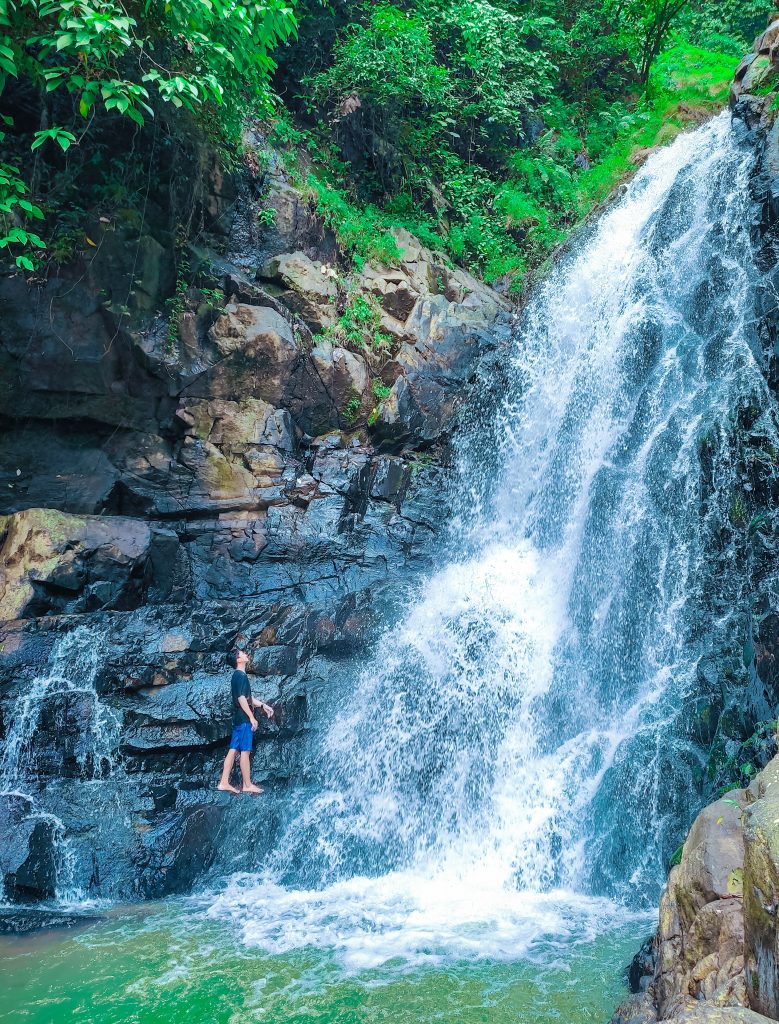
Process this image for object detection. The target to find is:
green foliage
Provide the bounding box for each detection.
[330,292,393,352]
[0,0,297,266]
[669,844,683,868]
[342,395,361,425]
[198,286,225,310]
[748,511,770,536]
[284,0,742,286]
[0,0,752,287]
[310,175,402,268]
[605,0,690,84]
[0,0,297,122]
[680,0,767,53]
[0,160,44,269]
[372,380,392,402]
[166,243,190,351]
[730,493,747,528]
[368,379,393,426]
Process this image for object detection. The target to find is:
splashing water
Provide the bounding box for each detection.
[1,625,116,904]
[216,114,773,966]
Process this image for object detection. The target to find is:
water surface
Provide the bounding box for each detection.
[0,901,647,1023]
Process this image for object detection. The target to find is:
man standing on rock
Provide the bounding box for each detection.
[218,648,274,795]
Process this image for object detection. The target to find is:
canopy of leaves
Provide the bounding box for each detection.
[0,0,297,267]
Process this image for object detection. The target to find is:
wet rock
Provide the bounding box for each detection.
[610,993,657,1024]
[374,296,505,444]
[628,936,657,993]
[134,801,227,898]
[262,181,326,259]
[0,275,162,430]
[0,796,57,902]
[631,754,779,1021]
[381,279,418,322]
[0,509,179,619]
[0,909,102,934]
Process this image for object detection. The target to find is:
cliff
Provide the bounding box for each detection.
[0,133,512,908]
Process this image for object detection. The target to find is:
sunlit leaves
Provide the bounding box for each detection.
[31,126,76,150]
[1,0,297,125]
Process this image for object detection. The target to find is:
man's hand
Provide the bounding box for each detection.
[249,716,259,732]
[252,697,274,719]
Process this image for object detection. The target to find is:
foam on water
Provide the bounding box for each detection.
[206,112,773,969]
[206,872,641,971]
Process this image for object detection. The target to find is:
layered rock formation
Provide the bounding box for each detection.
[612,753,779,1024]
[0,136,512,904]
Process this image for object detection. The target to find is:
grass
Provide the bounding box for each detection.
[575,41,740,213]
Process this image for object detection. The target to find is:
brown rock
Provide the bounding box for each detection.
[743,757,779,1018]
[310,342,369,423]
[381,280,419,322]
[176,397,295,453]
[182,303,300,406]
[666,1008,775,1022]
[260,252,337,332]
[0,508,174,618]
[675,795,747,926]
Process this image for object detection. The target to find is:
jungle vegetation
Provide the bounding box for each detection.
[0,0,771,286]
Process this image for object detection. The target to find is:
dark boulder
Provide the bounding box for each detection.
[0,796,57,903]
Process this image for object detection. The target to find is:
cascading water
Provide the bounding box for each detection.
[0,625,116,904]
[207,112,775,967]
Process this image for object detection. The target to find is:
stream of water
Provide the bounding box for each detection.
[0,111,771,1022]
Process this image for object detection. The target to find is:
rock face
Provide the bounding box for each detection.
[609,753,779,1024]
[0,509,178,619]
[742,758,779,1017]
[0,137,512,902]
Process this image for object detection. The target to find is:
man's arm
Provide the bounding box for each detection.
[252,697,274,719]
[238,695,258,731]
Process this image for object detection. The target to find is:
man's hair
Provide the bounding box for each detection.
[227,648,245,670]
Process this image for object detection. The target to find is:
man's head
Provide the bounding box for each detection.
[227,648,249,671]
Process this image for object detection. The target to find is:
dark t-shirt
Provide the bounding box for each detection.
[231,669,252,726]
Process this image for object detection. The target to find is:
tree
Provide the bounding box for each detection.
[607,0,691,83]
[0,0,298,267]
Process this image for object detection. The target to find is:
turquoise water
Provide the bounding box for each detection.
[0,902,647,1023]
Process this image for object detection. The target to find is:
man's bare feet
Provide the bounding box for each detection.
[241,783,264,795]
[217,782,240,794]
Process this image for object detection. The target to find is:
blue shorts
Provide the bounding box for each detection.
[229,722,254,752]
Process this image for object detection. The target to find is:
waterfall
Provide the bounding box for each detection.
[0,625,116,904]
[211,111,773,967]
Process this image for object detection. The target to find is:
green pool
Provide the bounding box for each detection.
[0,898,648,1024]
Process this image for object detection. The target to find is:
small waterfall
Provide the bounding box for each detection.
[207,111,774,966]
[0,625,115,905]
